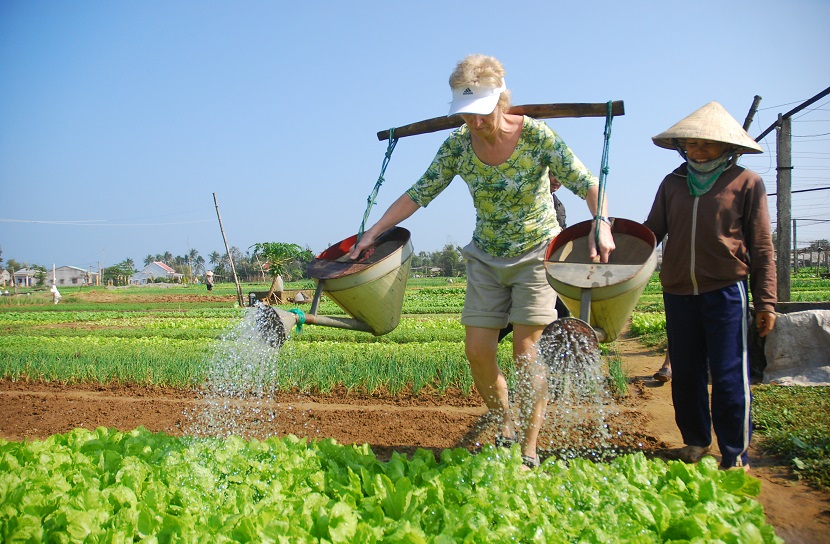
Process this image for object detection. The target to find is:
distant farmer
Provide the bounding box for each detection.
[50,284,61,304]
[549,171,567,230]
[205,270,214,292]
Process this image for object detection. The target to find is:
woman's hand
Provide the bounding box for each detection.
[589,219,615,263]
[348,193,421,260]
[349,229,378,260]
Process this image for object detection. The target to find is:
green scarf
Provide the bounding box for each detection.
[686,155,730,197]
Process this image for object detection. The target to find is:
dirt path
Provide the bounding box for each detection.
[1,334,828,543]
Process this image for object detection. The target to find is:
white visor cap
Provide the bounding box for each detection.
[447,79,507,116]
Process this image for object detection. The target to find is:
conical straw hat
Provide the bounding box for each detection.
[652,101,763,154]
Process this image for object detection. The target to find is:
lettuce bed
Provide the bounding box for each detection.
[0,428,781,543]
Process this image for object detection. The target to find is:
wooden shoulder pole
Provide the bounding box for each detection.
[377,101,625,141]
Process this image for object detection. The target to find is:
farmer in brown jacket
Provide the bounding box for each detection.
[644,102,777,471]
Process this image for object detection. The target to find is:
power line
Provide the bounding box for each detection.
[0,218,210,227]
[755,86,830,141]
[767,186,830,196]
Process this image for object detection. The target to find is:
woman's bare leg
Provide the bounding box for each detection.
[465,326,513,438]
[512,323,548,459]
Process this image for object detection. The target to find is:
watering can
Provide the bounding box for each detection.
[542,217,657,348]
[256,227,413,347]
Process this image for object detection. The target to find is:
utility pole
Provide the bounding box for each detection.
[753,86,830,299]
[776,114,792,302]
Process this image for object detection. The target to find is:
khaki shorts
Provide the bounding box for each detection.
[461,240,559,329]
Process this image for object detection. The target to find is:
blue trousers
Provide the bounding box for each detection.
[664,282,752,468]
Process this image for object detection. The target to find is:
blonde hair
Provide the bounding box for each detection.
[449,54,512,112]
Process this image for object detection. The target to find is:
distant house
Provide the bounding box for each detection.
[13,268,39,287]
[54,265,100,286]
[130,261,182,284]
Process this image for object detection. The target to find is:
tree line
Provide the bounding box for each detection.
[4,237,828,288]
[40,243,468,287]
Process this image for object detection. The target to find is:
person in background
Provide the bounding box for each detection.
[652,233,671,383]
[549,172,567,230]
[50,284,61,304]
[350,54,615,469]
[653,352,671,382]
[644,102,777,471]
[205,270,214,292]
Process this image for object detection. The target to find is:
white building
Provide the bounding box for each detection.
[130,262,182,284]
[12,268,39,287]
[54,265,100,286]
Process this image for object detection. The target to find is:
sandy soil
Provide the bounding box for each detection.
[1,333,828,543]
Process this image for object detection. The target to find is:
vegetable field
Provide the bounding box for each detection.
[1,277,827,541]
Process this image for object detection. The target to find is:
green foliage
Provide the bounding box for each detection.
[605,349,628,399]
[0,428,781,542]
[3,273,828,504]
[629,312,666,336]
[0,335,214,386]
[250,242,312,280]
[753,385,830,491]
[436,244,464,277]
[103,259,137,285]
[278,340,484,395]
[0,297,507,393]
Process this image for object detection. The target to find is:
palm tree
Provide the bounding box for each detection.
[125,258,135,272]
[187,249,200,280]
[143,254,155,266]
[209,251,221,270]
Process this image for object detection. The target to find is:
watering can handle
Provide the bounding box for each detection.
[592,101,615,259]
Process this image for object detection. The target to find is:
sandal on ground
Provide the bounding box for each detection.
[521,454,540,469]
[495,432,518,448]
[653,367,671,382]
[720,460,751,472]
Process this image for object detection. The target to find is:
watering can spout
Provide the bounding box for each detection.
[255,305,377,348]
[254,305,297,348]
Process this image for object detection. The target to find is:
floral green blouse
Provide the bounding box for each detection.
[406,116,597,258]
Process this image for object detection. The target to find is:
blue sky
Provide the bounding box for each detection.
[2,0,828,272]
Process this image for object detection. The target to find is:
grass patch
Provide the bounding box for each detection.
[604,348,628,399]
[752,385,830,491]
